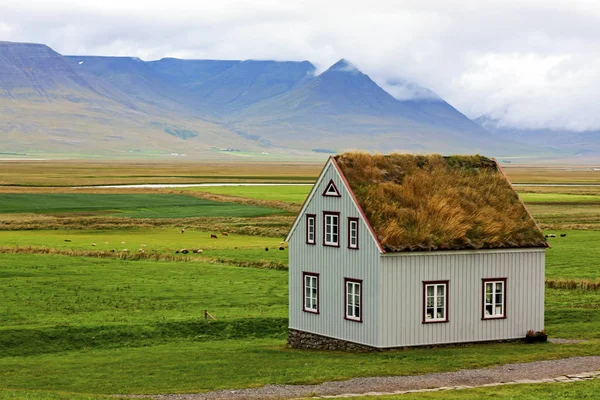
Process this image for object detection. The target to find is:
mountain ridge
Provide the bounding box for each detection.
[0,41,541,158]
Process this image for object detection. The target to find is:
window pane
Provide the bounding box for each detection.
[354,305,360,317]
[495,293,503,305]
[496,305,503,315]
[347,304,352,316]
[485,293,492,304]
[437,285,445,297]
[486,282,493,295]
[426,308,434,320]
[427,286,434,296]
[485,304,493,316]
[437,296,444,307]
[496,282,503,293]
[427,297,434,307]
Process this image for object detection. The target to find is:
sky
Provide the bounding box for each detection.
[1,0,599,132]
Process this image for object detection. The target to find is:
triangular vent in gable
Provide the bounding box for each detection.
[322,179,341,197]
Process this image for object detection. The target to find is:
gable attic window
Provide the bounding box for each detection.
[348,217,359,249]
[323,211,340,247]
[423,281,449,323]
[482,278,507,320]
[306,214,316,245]
[322,179,341,197]
[303,272,319,313]
[344,278,362,322]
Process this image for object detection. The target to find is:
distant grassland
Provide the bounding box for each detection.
[181,185,312,204]
[0,193,285,218]
[2,160,600,187]
[0,160,321,186]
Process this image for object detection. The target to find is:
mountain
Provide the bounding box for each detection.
[474,116,600,157]
[0,41,541,158]
[231,59,506,154]
[0,42,262,157]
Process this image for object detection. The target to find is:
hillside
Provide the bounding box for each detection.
[0,41,542,158]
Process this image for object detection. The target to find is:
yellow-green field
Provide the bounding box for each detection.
[0,163,599,399]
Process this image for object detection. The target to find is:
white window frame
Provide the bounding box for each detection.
[483,278,506,320]
[345,279,362,322]
[423,281,448,323]
[303,273,319,313]
[348,217,358,249]
[306,214,316,245]
[323,212,339,247]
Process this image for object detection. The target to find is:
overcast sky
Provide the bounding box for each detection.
[2,0,599,131]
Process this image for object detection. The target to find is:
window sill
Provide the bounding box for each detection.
[482,315,507,320]
[303,308,319,314]
[422,319,449,324]
[344,316,363,323]
[323,242,340,248]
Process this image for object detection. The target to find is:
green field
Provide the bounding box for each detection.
[0,193,285,218]
[0,170,599,398]
[0,253,598,396]
[181,185,312,204]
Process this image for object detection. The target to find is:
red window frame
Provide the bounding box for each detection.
[481,277,507,320]
[305,214,316,245]
[422,280,449,324]
[322,179,341,197]
[347,217,359,249]
[323,211,341,247]
[344,278,363,323]
[303,272,320,314]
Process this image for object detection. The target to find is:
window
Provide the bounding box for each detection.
[482,278,507,319]
[322,179,341,197]
[423,281,449,323]
[345,278,362,322]
[303,272,319,313]
[323,212,340,247]
[306,214,316,245]
[348,217,359,249]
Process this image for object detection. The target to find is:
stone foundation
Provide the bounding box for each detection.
[287,329,377,352]
[288,329,526,352]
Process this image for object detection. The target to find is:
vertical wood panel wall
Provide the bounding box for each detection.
[289,162,383,346]
[379,249,545,347]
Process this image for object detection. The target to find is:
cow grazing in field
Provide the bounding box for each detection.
[91,243,96,247]
[64,239,71,242]
[181,249,189,254]
[193,249,204,254]
[265,247,269,251]
[211,234,218,239]
[279,247,285,251]
[549,234,556,238]
[181,229,185,234]
[560,234,567,237]
[221,232,229,236]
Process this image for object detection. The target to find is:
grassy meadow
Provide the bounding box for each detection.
[0,162,599,398]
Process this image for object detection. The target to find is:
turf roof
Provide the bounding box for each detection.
[333,152,547,252]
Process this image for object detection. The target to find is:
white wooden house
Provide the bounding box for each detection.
[286,153,548,350]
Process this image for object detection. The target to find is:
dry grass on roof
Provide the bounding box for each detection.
[334,152,547,252]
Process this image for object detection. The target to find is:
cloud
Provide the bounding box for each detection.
[1,0,600,131]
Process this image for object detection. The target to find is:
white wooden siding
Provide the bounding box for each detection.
[289,162,382,346]
[378,249,545,347]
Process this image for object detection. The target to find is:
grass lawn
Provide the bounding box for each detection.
[0,194,285,218]
[0,229,289,266]
[545,230,600,280]
[0,253,598,396]
[520,193,600,203]
[180,185,312,204]
[346,379,600,399]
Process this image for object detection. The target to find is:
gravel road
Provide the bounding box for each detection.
[132,356,600,400]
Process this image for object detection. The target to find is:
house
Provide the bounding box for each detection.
[286,153,548,350]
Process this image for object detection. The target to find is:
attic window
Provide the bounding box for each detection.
[322,180,341,197]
